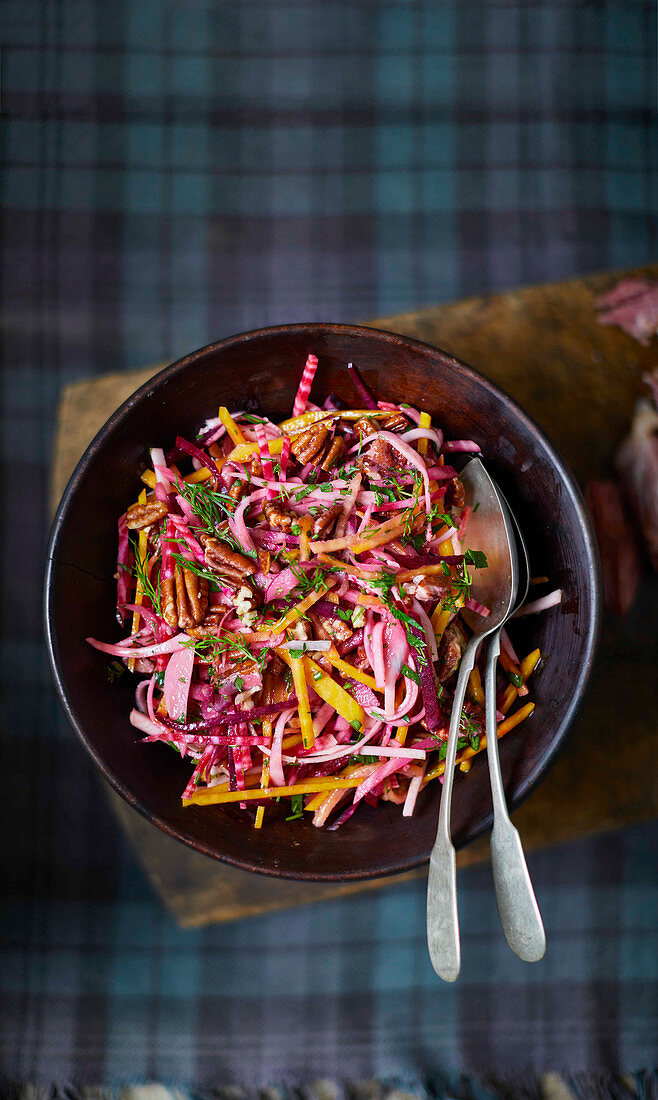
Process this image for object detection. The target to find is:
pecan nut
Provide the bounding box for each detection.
[201,535,256,583]
[263,499,294,532]
[361,437,408,473]
[228,478,248,502]
[353,417,378,440]
[126,499,168,530]
[445,476,466,510]
[320,436,346,471]
[311,502,343,539]
[378,410,409,433]
[187,608,224,639]
[290,423,331,465]
[162,564,209,630]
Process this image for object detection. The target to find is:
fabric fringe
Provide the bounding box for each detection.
[2,1072,657,1100]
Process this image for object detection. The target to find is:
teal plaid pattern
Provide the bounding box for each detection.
[1,0,657,1087]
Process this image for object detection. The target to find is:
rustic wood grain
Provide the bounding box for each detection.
[51,265,658,927]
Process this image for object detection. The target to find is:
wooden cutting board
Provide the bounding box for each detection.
[51,264,658,927]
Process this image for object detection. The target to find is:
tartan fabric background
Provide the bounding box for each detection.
[1,0,657,1088]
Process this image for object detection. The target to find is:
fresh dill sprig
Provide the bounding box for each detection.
[171,552,221,590]
[173,477,234,536]
[124,534,162,614]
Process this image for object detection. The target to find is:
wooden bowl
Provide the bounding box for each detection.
[44,324,601,880]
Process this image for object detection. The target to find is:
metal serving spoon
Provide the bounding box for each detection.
[427,458,529,981]
[484,493,546,964]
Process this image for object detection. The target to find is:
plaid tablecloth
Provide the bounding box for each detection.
[2,0,657,1088]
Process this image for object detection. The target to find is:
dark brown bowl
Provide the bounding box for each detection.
[44,324,600,880]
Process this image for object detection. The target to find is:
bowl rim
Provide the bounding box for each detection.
[44,322,602,880]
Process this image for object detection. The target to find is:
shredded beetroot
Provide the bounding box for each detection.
[90,362,552,828]
[346,362,378,409]
[175,435,223,486]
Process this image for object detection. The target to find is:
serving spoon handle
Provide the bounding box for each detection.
[485,632,546,962]
[426,636,478,982]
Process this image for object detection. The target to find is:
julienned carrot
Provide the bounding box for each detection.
[184,776,363,807]
[500,649,541,714]
[496,702,535,735]
[423,701,535,785]
[310,511,419,554]
[500,684,518,715]
[498,647,528,696]
[318,552,375,580]
[521,649,541,678]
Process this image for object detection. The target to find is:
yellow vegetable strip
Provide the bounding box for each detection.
[354,594,388,610]
[272,576,337,633]
[418,411,431,456]
[304,764,373,815]
[218,406,247,447]
[396,563,455,582]
[301,657,366,732]
[500,649,541,715]
[289,655,315,749]
[310,511,412,554]
[254,719,273,830]
[431,589,465,644]
[496,701,535,736]
[521,648,541,678]
[278,409,380,435]
[500,684,518,716]
[318,553,376,580]
[226,436,285,465]
[468,666,485,706]
[185,467,213,484]
[140,464,213,494]
[298,516,312,563]
[184,777,363,806]
[349,513,425,555]
[128,490,148,673]
[323,651,380,691]
[423,703,534,786]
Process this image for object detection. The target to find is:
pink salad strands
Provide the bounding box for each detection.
[254,423,276,498]
[346,361,378,409]
[515,589,563,617]
[91,351,553,830]
[163,646,195,721]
